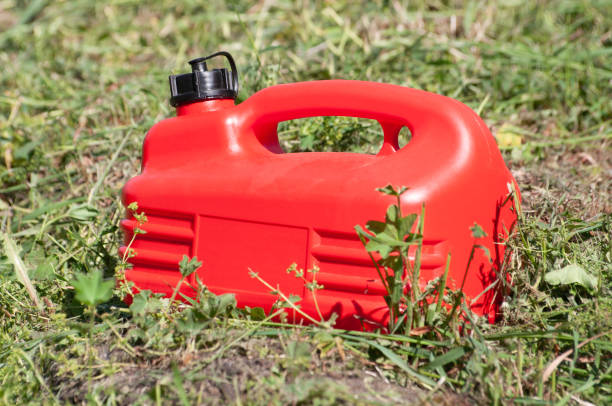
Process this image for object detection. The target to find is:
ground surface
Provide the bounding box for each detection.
[1,1,611,405]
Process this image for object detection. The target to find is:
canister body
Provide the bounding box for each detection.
[121,80,519,329]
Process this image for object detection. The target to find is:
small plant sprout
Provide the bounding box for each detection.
[115,202,148,298]
[70,269,114,389]
[356,185,462,336]
[71,270,114,310]
[249,267,335,328]
[168,255,202,305]
[355,184,426,334]
[287,263,325,321]
[461,223,492,292]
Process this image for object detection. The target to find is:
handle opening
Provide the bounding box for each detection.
[275,117,412,155]
[398,126,413,149]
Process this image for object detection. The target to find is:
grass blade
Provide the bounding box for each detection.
[542,330,611,383]
[424,346,466,370]
[2,232,42,311]
[351,337,436,388]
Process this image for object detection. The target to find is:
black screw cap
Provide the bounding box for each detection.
[169,51,239,107]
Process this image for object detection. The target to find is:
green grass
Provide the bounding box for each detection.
[1,0,611,404]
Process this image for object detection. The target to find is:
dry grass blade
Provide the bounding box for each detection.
[2,231,43,311]
[410,326,432,336]
[542,330,611,383]
[570,394,597,406]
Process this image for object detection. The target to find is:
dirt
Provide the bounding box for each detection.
[510,145,611,217]
[52,335,474,405]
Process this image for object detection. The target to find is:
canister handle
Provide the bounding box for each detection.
[242,80,486,157]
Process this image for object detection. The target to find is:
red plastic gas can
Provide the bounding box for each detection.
[121,52,519,329]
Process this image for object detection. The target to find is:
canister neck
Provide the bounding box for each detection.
[176,99,235,116]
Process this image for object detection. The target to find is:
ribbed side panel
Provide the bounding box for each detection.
[311,228,446,296]
[120,212,195,294]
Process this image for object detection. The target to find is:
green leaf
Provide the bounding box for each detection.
[385,205,399,223]
[474,244,492,263]
[178,255,202,277]
[381,255,402,271]
[180,293,198,307]
[250,307,266,321]
[288,294,302,304]
[376,184,409,197]
[216,293,237,314]
[68,203,99,223]
[470,223,487,238]
[177,308,208,333]
[71,270,114,307]
[424,346,466,370]
[399,213,417,237]
[368,231,406,247]
[129,290,153,316]
[375,184,398,196]
[366,240,393,258]
[365,220,387,234]
[544,264,598,290]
